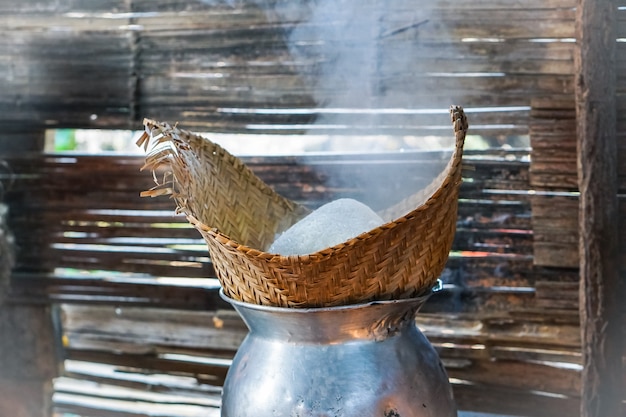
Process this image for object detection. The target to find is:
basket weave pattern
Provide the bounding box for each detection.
[139,106,468,307]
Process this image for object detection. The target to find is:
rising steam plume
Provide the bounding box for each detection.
[201,0,456,210]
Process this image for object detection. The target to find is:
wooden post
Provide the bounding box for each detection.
[0,132,58,417]
[574,1,623,417]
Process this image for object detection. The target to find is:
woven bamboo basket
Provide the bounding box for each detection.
[138,106,468,307]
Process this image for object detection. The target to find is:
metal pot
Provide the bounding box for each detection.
[220,287,456,417]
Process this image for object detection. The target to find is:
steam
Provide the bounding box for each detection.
[270,0,453,211]
[286,0,382,112]
[274,0,441,133]
[200,0,456,211]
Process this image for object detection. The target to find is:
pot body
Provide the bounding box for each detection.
[220,291,456,417]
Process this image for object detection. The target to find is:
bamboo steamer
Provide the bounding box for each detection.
[138,106,468,307]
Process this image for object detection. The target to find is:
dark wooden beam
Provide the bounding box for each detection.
[574,1,623,417]
[0,134,58,417]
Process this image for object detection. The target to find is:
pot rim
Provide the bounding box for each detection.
[219,279,441,313]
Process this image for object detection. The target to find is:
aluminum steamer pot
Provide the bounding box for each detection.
[220,286,456,417]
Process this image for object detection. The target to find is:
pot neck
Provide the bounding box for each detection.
[222,292,431,343]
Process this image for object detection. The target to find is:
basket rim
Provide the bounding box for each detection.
[218,281,439,313]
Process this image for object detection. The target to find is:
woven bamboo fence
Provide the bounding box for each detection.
[0,0,624,416]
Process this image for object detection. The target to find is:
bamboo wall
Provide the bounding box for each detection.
[3,0,615,135]
[0,0,624,416]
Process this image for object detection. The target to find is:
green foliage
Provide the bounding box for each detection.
[54,129,77,151]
